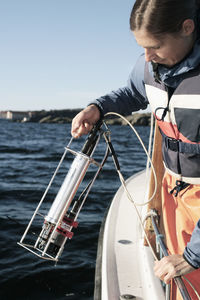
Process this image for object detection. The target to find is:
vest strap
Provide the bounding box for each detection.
[160,130,200,154]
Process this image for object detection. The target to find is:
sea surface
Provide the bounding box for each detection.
[0,120,150,300]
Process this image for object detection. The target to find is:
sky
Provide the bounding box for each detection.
[0,0,143,111]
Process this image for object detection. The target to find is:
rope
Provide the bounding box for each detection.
[104,112,158,259]
[117,169,157,261]
[105,112,157,206]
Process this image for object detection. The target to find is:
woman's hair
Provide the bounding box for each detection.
[130,0,200,36]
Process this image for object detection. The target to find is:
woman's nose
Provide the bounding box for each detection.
[144,48,156,62]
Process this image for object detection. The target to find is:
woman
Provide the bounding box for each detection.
[71,0,200,298]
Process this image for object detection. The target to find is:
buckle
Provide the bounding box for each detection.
[166,137,179,152]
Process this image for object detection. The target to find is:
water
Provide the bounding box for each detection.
[0,120,150,300]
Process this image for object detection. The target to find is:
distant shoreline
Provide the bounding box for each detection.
[2,109,152,126]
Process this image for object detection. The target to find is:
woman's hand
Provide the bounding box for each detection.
[71,105,101,138]
[154,254,195,284]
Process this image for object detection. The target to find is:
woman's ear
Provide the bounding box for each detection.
[181,19,195,36]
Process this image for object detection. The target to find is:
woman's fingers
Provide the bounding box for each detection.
[71,105,101,138]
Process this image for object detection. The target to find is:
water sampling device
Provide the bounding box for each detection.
[18,120,109,262]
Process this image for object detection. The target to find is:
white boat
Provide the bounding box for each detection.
[94,170,165,300]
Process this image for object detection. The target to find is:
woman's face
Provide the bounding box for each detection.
[133,26,195,67]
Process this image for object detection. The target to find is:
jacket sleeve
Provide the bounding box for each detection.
[183,219,200,269]
[90,54,149,116]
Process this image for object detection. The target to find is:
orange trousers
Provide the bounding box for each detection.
[162,172,200,299]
